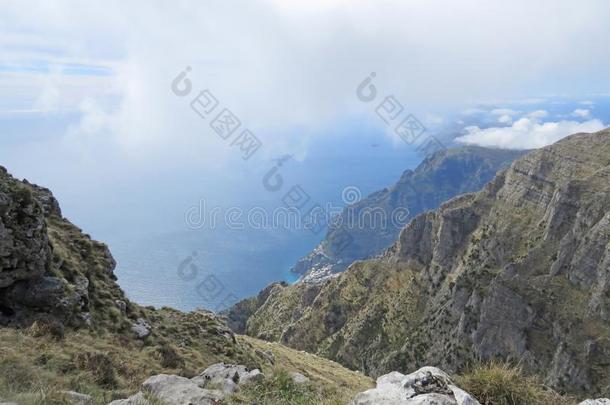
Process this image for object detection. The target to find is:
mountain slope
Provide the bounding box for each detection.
[292,146,526,282]
[234,129,610,396]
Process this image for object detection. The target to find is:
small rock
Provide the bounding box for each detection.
[115,300,127,314]
[73,276,89,298]
[60,390,93,405]
[255,348,275,365]
[289,372,309,384]
[130,318,151,339]
[77,312,93,327]
[449,385,480,405]
[579,400,610,405]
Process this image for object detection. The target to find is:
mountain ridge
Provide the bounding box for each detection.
[291,145,527,282]
[227,129,610,396]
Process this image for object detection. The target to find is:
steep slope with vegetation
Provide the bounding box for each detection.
[233,130,610,398]
[290,146,526,282]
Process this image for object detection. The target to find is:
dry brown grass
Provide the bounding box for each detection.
[457,362,576,405]
[238,335,373,404]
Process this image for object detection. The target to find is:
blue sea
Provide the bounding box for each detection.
[97,151,422,311]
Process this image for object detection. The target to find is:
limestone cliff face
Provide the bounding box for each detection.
[292,146,525,282]
[234,130,610,396]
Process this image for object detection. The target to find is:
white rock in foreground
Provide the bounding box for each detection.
[107,363,265,404]
[579,400,610,405]
[143,374,223,404]
[350,366,480,405]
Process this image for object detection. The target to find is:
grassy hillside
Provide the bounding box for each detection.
[234,130,610,398]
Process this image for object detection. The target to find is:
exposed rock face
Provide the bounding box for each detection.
[232,130,610,396]
[0,168,52,290]
[350,366,480,405]
[0,166,128,330]
[292,146,525,282]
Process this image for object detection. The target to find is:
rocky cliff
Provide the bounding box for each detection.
[231,129,610,397]
[291,146,525,282]
[0,166,121,329]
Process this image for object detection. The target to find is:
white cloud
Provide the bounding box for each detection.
[527,110,549,119]
[491,108,520,116]
[497,114,513,124]
[2,0,610,168]
[572,108,591,118]
[456,117,605,149]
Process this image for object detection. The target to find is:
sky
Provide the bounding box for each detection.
[1,0,610,230]
[2,0,610,308]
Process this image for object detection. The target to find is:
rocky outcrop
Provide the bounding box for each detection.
[232,129,610,396]
[351,366,480,405]
[0,168,52,290]
[0,166,128,329]
[109,363,264,405]
[292,146,525,282]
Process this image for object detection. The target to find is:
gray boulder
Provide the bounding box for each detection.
[130,318,151,339]
[289,371,309,384]
[108,363,264,404]
[142,374,223,404]
[191,363,264,394]
[350,367,480,405]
